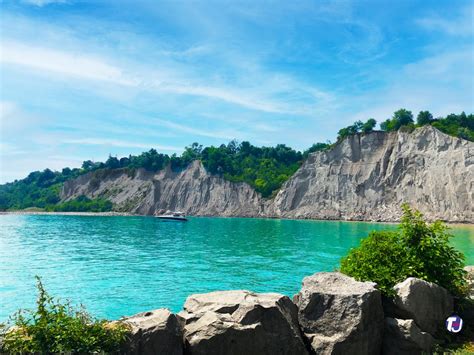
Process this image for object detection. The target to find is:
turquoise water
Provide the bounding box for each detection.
[1,215,473,322]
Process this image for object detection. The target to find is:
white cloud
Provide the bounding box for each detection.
[417,5,474,37]
[0,35,333,115]
[0,101,41,134]
[0,41,136,86]
[61,138,182,151]
[152,118,243,140]
[21,0,67,7]
[350,48,473,123]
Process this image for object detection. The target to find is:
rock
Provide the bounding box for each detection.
[61,127,474,223]
[121,309,183,355]
[293,272,384,355]
[272,126,474,222]
[382,318,434,355]
[392,277,453,335]
[178,290,308,355]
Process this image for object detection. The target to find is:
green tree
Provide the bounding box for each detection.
[361,118,377,133]
[416,110,433,126]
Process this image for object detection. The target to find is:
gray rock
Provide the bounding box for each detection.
[61,127,474,223]
[121,309,183,355]
[382,318,434,355]
[272,126,474,222]
[392,277,453,335]
[178,290,308,355]
[293,272,384,355]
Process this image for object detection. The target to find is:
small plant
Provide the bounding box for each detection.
[340,204,468,297]
[1,276,129,354]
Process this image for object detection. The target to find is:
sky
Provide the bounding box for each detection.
[0,0,473,183]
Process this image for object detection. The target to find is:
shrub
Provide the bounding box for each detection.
[340,205,468,297]
[1,277,129,354]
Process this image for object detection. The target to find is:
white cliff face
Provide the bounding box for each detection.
[61,160,265,217]
[61,127,474,222]
[273,126,473,222]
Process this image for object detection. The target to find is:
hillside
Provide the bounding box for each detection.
[1,110,473,221]
[56,126,474,222]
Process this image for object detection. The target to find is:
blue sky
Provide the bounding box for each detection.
[0,0,473,183]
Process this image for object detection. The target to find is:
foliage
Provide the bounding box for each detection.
[0,169,74,211]
[0,109,472,210]
[199,141,303,197]
[302,142,331,158]
[46,196,113,212]
[1,276,129,354]
[416,110,433,126]
[430,112,474,141]
[337,118,377,141]
[340,205,468,297]
[380,109,414,132]
[379,109,474,141]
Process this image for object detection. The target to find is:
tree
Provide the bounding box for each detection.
[105,155,120,169]
[81,160,95,171]
[380,109,414,132]
[393,109,414,129]
[416,111,433,126]
[361,118,377,133]
[303,142,331,158]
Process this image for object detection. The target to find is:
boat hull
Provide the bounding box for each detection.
[156,216,188,221]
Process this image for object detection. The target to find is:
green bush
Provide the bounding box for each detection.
[46,195,113,212]
[1,277,129,354]
[340,205,468,297]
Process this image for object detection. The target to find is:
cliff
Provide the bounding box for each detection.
[61,160,266,217]
[272,125,473,222]
[61,126,474,222]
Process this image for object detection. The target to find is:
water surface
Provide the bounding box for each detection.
[1,215,472,322]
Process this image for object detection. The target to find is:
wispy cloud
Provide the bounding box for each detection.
[1,41,136,86]
[61,138,182,151]
[1,39,328,115]
[417,5,474,37]
[152,118,242,140]
[21,0,67,6]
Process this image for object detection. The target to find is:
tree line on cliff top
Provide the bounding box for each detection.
[0,110,472,210]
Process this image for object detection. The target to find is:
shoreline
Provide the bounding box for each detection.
[0,211,136,217]
[1,211,473,226]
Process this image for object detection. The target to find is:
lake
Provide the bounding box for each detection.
[1,215,473,322]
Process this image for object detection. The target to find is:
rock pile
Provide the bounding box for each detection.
[116,268,473,354]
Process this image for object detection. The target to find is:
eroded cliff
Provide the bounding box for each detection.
[61,126,474,222]
[272,126,473,222]
[61,160,266,217]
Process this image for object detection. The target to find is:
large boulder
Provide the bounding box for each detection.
[382,318,434,355]
[392,277,453,335]
[178,290,308,355]
[121,309,183,355]
[293,272,384,355]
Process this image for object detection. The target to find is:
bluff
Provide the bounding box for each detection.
[61,126,474,222]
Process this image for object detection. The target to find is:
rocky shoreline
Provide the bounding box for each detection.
[2,212,474,227]
[0,211,135,217]
[113,267,474,355]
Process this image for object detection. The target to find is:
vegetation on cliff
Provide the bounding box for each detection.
[46,196,113,212]
[0,110,472,211]
[340,205,468,297]
[1,277,129,354]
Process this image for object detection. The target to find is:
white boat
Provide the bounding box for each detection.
[156,211,187,221]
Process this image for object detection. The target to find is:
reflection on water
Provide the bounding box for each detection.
[0,215,472,321]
